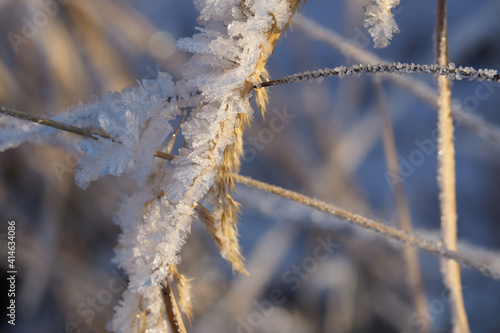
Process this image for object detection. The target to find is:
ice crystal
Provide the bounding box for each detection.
[364,0,401,48]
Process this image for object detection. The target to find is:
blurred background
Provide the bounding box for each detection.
[0,0,500,332]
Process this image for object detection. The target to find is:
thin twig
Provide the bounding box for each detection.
[294,16,500,147]
[154,151,177,161]
[436,1,470,332]
[0,106,109,140]
[233,174,500,281]
[373,78,433,333]
[0,105,177,161]
[256,62,499,89]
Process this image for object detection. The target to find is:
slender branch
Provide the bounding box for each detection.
[0,106,109,140]
[166,107,189,154]
[295,16,500,147]
[233,174,500,281]
[154,151,176,161]
[0,105,177,160]
[436,1,470,332]
[255,62,499,89]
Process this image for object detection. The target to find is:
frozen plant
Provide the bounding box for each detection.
[2,1,500,332]
[364,0,401,48]
[0,0,304,331]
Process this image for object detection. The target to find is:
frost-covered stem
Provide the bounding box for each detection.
[295,16,500,148]
[257,63,500,88]
[0,106,108,140]
[435,1,470,332]
[234,174,500,281]
[202,0,304,275]
[0,105,179,161]
[374,79,432,333]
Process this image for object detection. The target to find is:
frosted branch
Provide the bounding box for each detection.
[257,62,499,88]
[0,106,109,141]
[234,174,500,281]
[295,16,500,148]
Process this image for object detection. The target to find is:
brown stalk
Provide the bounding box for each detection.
[0,106,108,140]
[161,282,188,333]
[435,1,470,332]
[233,174,500,281]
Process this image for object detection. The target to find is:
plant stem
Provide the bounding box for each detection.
[295,16,500,147]
[0,106,108,140]
[234,174,500,281]
[162,283,187,333]
[436,1,470,331]
[256,63,499,88]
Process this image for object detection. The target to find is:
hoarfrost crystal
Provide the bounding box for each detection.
[364,0,401,48]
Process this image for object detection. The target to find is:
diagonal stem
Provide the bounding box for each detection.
[233,174,500,282]
[161,282,187,333]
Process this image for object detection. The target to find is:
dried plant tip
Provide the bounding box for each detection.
[169,265,194,323]
[207,0,305,280]
[196,204,249,276]
[162,282,188,333]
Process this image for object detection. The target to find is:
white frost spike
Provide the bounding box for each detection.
[364,0,401,48]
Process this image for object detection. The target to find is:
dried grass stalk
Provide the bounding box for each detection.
[169,265,193,324]
[162,281,188,333]
[435,1,470,332]
[234,174,500,281]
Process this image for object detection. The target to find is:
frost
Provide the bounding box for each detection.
[73,73,180,188]
[364,0,401,48]
[0,72,179,190]
[0,0,297,331]
[108,0,296,331]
